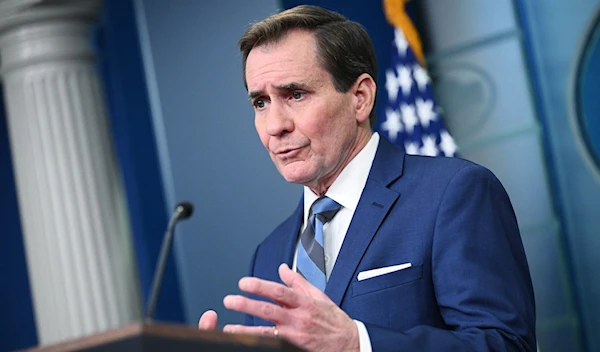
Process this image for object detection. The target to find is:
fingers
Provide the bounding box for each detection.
[278,263,328,300]
[238,274,302,308]
[198,310,218,330]
[224,295,291,324]
[222,324,278,337]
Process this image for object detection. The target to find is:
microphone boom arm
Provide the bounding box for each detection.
[145,202,193,321]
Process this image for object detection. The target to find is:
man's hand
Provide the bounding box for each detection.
[222,264,359,352]
[198,309,218,330]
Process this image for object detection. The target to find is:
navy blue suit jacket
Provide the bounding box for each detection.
[246,137,536,351]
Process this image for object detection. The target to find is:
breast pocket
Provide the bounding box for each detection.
[351,264,423,297]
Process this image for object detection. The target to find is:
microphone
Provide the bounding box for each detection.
[145,201,194,321]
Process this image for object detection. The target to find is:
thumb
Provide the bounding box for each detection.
[278,263,328,299]
[198,310,218,330]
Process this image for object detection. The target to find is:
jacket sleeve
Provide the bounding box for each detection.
[366,164,536,351]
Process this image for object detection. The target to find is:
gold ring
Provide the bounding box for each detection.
[273,326,279,338]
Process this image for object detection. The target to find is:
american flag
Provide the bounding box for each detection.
[375,28,458,157]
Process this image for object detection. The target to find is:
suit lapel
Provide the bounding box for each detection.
[325,137,405,306]
[281,197,304,268]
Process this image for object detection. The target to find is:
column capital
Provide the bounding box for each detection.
[0,0,101,31]
[0,0,101,75]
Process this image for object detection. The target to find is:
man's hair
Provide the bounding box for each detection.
[238,5,378,128]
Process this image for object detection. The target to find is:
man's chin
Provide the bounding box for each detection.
[278,167,313,186]
[281,174,311,185]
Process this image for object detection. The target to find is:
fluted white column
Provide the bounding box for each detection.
[0,0,141,345]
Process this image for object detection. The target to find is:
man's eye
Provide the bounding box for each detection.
[254,99,267,109]
[291,91,305,100]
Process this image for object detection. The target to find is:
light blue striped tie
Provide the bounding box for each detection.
[297,197,341,291]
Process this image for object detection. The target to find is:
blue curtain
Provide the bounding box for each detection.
[96,0,184,323]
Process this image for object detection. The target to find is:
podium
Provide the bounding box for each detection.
[25,323,303,352]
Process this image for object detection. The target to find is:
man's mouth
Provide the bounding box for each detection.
[275,146,305,158]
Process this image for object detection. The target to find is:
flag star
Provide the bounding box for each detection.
[382,108,403,141]
[379,26,457,160]
[385,69,400,102]
[420,135,439,157]
[439,130,458,156]
[400,103,418,134]
[397,65,413,96]
[405,142,420,155]
[415,98,437,128]
[394,29,409,57]
[413,64,430,92]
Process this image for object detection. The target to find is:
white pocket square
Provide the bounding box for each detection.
[357,263,412,281]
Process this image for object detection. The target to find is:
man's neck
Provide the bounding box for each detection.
[307,131,373,196]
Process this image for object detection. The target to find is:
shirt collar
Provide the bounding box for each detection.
[303,132,380,220]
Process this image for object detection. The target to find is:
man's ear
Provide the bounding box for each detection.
[352,73,376,124]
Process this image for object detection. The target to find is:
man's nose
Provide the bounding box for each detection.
[265,102,294,136]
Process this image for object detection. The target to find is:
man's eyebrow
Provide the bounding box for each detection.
[248,82,309,100]
[248,90,263,100]
[275,82,308,91]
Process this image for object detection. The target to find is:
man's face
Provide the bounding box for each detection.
[245,30,366,193]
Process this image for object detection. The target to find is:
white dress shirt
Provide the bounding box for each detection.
[292,132,379,352]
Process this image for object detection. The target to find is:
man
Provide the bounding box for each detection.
[199,5,536,352]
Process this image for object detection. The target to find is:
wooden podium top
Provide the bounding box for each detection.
[26,323,303,352]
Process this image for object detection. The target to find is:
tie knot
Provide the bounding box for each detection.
[310,197,341,224]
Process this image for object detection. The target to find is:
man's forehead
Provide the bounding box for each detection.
[246,51,321,93]
[246,30,317,67]
[254,28,316,52]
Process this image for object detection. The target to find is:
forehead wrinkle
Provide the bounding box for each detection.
[248,57,310,80]
[247,65,320,96]
[246,60,298,93]
[246,33,323,95]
